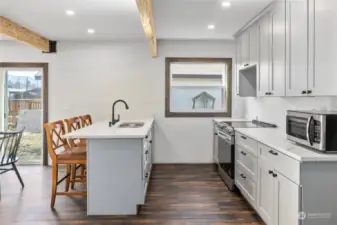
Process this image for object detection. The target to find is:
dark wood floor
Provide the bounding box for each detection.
[0,164,264,225]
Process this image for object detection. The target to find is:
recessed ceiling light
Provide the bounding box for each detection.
[208,24,215,30]
[221,1,231,8]
[87,29,95,34]
[65,10,75,16]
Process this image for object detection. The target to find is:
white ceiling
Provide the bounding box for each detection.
[0,0,274,41]
[0,0,146,41]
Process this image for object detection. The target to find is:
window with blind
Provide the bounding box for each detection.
[165,58,232,117]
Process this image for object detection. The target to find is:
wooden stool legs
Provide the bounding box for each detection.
[51,164,58,208]
[65,165,71,192]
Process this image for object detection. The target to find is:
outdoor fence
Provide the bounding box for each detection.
[8,99,42,126]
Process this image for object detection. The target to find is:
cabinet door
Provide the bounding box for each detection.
[308,0,337,96]
[241,31,250,67]
[270,1,286,97]
[257,156,275,224]
[249,24,258,66]
[286,0,308,96]
[274,171,300,225]
[236,36,242,95]
[257,14,271,97]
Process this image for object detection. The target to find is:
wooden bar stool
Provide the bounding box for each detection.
[64,117,86,148]
[79,114,93,128]
[44,120,87,208]
[64,117,87,189]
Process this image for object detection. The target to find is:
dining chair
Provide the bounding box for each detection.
[44,120,87,208]
[79,114,93,128]
[0,129,25,200]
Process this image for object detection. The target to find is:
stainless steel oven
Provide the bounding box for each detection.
[217,130,235,191]
[287,110,337,152]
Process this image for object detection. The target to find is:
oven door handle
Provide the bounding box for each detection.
[306,116,313,146]
[218,132,232,144]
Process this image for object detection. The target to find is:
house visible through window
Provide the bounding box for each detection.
[165,58,232,117]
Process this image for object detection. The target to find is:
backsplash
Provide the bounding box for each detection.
[243,97,335,131]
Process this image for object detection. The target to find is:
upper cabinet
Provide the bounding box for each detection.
[308,0,337,96]
[241,31,250,67]
[270,1,286,97]
[249,24,259,67]
[286,0,308,96]
[237,25,259,70]
[257,1,286,97]
[257,14,271,97]
[236,0,337,97]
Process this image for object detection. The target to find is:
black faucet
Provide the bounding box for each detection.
[111,99,129,126]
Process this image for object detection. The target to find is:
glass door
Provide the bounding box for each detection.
[2,70,9,131]
[3,69,43,164]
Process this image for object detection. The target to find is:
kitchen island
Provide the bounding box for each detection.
[64,118,154,215]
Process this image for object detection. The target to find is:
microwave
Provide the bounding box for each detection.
[286,110,337,152]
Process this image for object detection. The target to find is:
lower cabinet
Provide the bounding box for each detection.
[235,163,257,207]
[274,171,300,225]
[235,134,301,225]
[236,131,337,225]
[258,154,300,225]
[141,128,153,203]
[257,156,275,225]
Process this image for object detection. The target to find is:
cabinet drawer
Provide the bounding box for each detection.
[235,132,258,156]
[259,143,300,184]
[235,144,257,181]
[235,163,256,208]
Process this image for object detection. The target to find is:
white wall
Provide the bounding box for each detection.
[0,40,244,163]
[243,97,336,131]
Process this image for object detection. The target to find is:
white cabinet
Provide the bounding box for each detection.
[241,31,250,68]
[237,0,337,97]
[236,36,242,95]
[235,130,337,225]
[274,171,300,225]
[257,14,271,97]
[257,143,300,225]
[249,24,258,67]
[237,25,259,72]
[257,1,286,97]
[235,132,258,209]
[308,0,337,96]
[257,156,275,225]
[285,0,308,96]
[269,1,286,97]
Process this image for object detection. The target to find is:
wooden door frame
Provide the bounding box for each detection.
[0,62,49,166]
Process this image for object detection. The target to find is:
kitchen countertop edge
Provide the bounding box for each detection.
[63,118,155,139]
[235,128,337,162]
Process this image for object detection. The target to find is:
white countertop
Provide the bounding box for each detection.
[63,118,154,139]
[235,128,337,162]
[213,118,249,123]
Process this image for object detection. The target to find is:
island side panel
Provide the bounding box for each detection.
[300,162,337,225]
[87,138,143,215]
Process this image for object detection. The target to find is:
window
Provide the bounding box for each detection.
[165,58,232,117]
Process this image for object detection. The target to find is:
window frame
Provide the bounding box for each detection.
[165,57,232,118]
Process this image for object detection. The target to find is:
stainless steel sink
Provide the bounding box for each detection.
[118,122,144,128]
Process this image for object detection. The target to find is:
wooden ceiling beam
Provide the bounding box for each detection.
[136,0,157,58]
[0,16,53,52]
